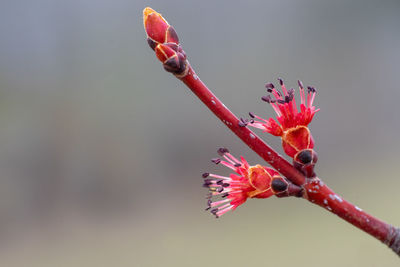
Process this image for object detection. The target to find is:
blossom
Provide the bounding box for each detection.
[249,78,319,158]
[203,148,288,218]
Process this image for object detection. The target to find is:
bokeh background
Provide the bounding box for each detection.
[0,0,400,266]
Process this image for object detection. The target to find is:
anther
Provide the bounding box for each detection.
[277,99,286,104]
[211,158,221,164]
[278,78,284,86]
[298,80,304,89]
[249,112,255,118]
[202,172,209,178]
[261,95,272,103]
[217,147,229,156]
[202,182,211,188]
[238,118,248,127]
[217,187,224,193]
[238,121,246,127]
[221,193,229,198]
[216,179,223,185]
[307,86,316,93]
[222,183,230,187]
[265,83,275,89]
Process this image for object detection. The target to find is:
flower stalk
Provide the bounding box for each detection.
[142,7,400,256]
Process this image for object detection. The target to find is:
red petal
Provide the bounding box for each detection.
[248,165,272,191]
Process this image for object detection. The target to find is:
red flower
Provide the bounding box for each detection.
[203,148,287,218]
[249,79,319,158]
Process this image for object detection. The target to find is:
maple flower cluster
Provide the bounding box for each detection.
[203,148,289,218]
[203,79,319,217]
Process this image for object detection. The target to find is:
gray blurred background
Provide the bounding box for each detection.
[0,0,399,266]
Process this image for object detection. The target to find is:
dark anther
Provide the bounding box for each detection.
[221,193,229,198]
[288,88,295,95]
[267,88,273,93]
[211,158,221,164]
[217,187,224,193]
[285,95,290,103]
[278,78,284,86]
[222,183,230,187]
[202,172,210,178]
[297,150,313,164]
[207,199,212,206]
[205,207,211,211]
[261,95,272,103]
[265,83,275,89]
[249,112,255,118]
[238,118,249,127]
[211,208,218,215]
[216,179,223,185]
[307,86,316,93]
[234,163,241,167]
[271,178,288,192]
[217,147,229,156]
[298,80,304,89]
[249,119,254,124]
[238,121,247,127]
[202,182,211,188]
[277,99,286,104]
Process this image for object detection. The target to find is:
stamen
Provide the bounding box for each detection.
[216,205,234,217]
[278,78,288,96]
[202,172,209,178]
[225,153,241,164]
[209,174,231,180]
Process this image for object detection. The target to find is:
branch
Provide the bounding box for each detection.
[142,7,400,256]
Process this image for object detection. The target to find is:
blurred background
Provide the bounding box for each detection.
[0,0,399,266]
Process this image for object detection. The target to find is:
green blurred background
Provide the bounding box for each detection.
[0,0,400,266]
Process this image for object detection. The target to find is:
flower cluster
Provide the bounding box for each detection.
[249,78,319,158]
[203,148,290,218]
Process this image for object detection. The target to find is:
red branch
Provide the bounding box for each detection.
[143,7,400,256]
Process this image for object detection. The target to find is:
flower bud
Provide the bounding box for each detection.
[293,149,318,177]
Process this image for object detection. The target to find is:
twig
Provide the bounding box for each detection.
[142,7,400,256]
